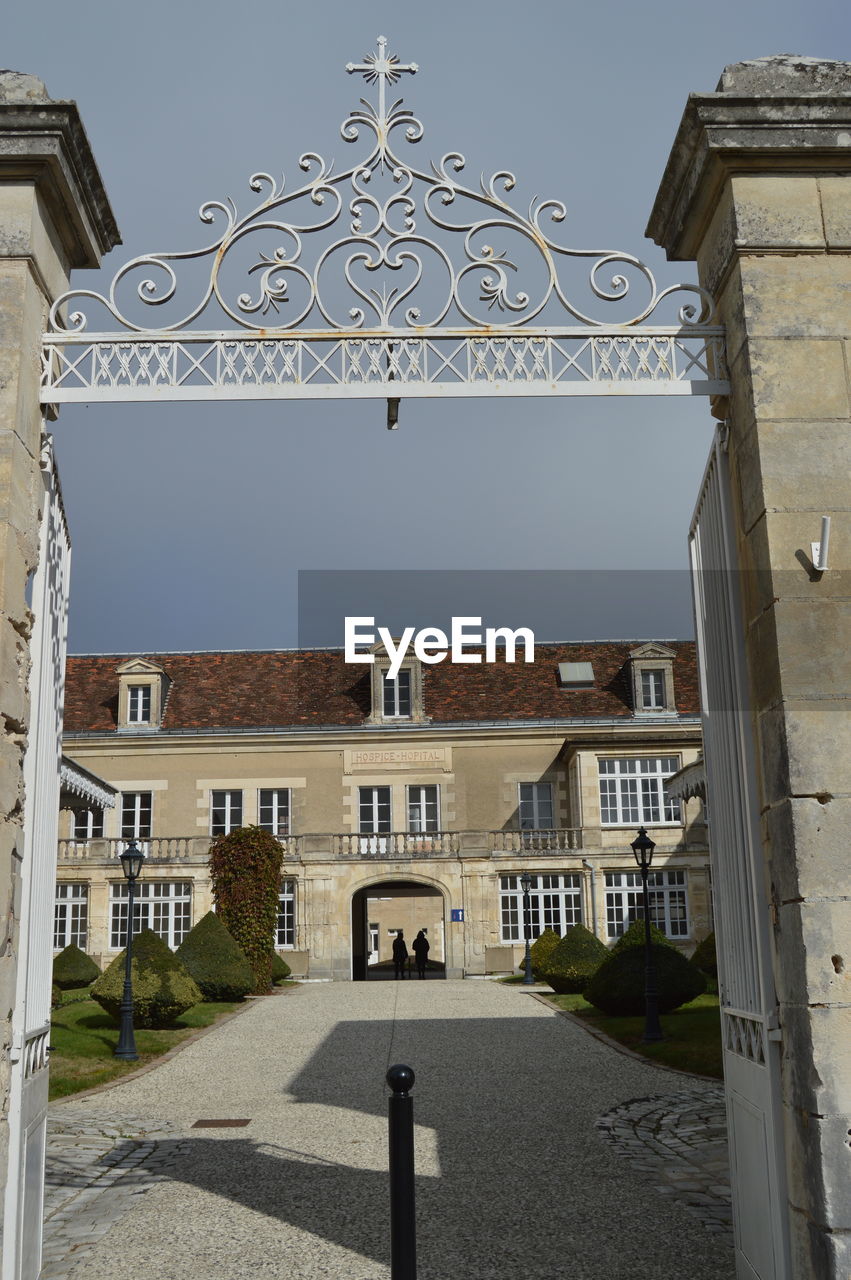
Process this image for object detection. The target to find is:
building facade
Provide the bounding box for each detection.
[57,641,711,979]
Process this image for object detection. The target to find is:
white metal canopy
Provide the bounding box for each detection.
[40,38,728,405]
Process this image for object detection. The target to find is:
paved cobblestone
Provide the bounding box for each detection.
[596,1087,732,1236]
[41,1110,189,1279]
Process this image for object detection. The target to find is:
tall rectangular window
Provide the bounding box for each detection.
[121,791,152,840]
[73,809,104,841]
[499,874,582,943]
[110,881,192,950]
[605,869,688,939]
[211,790,243,836]
[128,685,151,724]
[518,782,554,829]
[54,884,89,949]
[359,786,392,833]
[407,785,439,833]
[598,757,681,826]
[640,669,666,709]
[259,789,291,836]
[277,879,296,947]
[383,670,412,718]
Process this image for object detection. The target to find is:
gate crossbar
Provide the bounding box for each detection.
[40,327,728,403]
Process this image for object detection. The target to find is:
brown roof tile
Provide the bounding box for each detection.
[63,642,700,733]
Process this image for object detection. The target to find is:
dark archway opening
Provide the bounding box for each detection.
[351,881,446,981]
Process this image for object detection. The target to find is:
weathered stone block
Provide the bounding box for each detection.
[819,176,851,249]
[733,419,851,528]
[765,797,851,904]
[774,898,851,1007]
[755,700,851,808]
[747,338,849,419]
[730,174,825,250]
[739,253,851,339]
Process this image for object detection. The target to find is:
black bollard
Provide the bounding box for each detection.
[386,1064,417,1280]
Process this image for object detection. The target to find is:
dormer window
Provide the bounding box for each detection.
[116,658,169,730]
[367,643,428,724]
[628,644,676,715]
[383,670,412,719]
[128,685,151,724]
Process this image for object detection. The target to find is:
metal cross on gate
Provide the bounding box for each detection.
[347,35,418,137]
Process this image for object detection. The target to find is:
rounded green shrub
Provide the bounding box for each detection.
[91,929,202,1028]
[691,930,718,980]
[584,942,706,1016]
[176,912,254,1001]
[542,923,608,994]
[611,919,676,954]
[271,952,292,984]
[209,827,283,994]
[520,927,560,979]
[53,942,100,990]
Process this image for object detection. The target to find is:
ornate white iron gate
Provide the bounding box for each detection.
[39,37,728,408]
[4,440,71,1280]
[689,427,790,1280]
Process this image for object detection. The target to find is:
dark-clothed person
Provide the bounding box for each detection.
[412,929,430,979]
[392,931,409,979]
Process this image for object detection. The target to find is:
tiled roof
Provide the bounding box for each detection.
[62,642,700,733]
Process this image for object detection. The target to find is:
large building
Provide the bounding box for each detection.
[57,641,711,979]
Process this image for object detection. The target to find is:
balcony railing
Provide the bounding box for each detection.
[58,828,584,863]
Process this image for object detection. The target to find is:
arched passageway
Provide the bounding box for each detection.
[351,880,446,981]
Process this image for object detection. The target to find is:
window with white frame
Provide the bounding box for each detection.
[54,883,89,949]
[110,880,192,950]
[259,788,291,836]
[407,785,439,833]
[640,669,666,710]
[598,757,681,826]
[383,669,412,718]
[211,790,243,836]
[359,786,392,833]
[518,782,554,829]
[128,684,152,724]
[277,879,296,947]
[73,809,104,841]
[121,791,152,840]
[604,869,689,939]
[499,874,582,942]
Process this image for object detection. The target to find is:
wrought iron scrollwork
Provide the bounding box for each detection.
[48,36,716,338]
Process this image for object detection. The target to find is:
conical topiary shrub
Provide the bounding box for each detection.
[176,911,255,1002]
[584,940,706,1016]
[691,930,717,981]
[520,927,560,979]
[270,952,292,984]
[91,929,202,1028]
[52,942,100,989]
[611,919,675,954]
[542,923,608,993]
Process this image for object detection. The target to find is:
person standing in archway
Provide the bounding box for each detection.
[392,930,409,979]
[412,929,430,979]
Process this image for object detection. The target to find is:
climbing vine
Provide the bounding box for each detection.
[208,826,283,994]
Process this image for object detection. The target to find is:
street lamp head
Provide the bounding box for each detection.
[119,841,146,882]
[630,826,656,870]
[519,872,533,894]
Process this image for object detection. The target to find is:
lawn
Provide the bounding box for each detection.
[48,996,242,1099]
[544,992,722,1078]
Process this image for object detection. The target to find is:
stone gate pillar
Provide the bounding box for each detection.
[648,58,850,1278]
[0,72,117,1191]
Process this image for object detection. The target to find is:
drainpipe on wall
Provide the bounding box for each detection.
[582,859,598,938]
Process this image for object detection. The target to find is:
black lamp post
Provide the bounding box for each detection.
[520,872,535,985]
[631,826,664,1043]
[114,841,146,1061]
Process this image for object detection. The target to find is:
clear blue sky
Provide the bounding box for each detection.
[6,1,846,651]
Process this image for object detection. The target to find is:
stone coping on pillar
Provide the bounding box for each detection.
[0,69,120,268]
[646,56,851,263]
